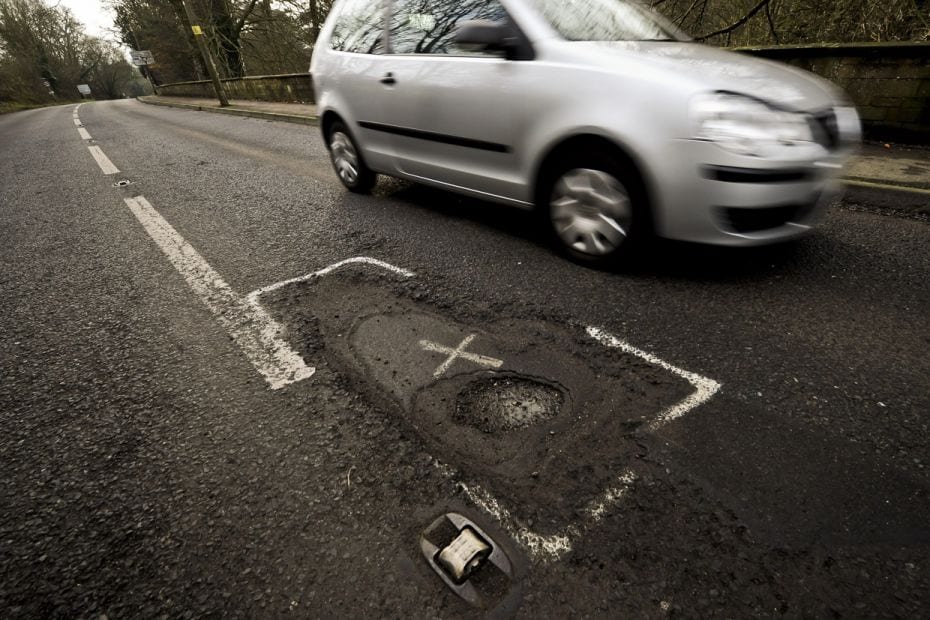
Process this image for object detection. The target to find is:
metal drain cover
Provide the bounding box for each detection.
[455,376,564,432]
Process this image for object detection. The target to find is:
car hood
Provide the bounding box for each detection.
[572,41,842,112]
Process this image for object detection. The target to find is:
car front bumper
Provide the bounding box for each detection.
[652,140,852,246]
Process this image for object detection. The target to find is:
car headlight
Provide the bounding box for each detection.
[834,105,862,144]
[691,93,814,157]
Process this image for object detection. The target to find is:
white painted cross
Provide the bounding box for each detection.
[419,334,503,378]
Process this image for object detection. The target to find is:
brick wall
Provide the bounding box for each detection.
[735,42,930,142]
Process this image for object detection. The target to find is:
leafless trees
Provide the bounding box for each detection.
[108,0,333,81]
[0,0,137,104]
[238,0,334,75]
[650,0,929,46]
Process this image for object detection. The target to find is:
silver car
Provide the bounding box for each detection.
[311,0,861,264]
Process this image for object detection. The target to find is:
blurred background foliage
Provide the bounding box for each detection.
[1,0,927,108]
[0,0,143,106]
[650,0,929,46]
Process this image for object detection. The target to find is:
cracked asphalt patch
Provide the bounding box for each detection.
[262,267,696,543]
[253,262,930,616]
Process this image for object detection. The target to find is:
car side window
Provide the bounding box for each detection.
[388,0,509,55]
[330,0,385,54]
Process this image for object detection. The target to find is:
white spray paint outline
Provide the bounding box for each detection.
[419,334,504,378]
[256,259,721,563]
[245,257,414,306]
[440,328,721,563]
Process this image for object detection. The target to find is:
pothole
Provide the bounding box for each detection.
[454,376,564,433]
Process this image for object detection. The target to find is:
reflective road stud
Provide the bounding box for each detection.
[437,527,492,583]
[421,513,515,609]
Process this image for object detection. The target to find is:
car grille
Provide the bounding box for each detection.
[721,200,819,234]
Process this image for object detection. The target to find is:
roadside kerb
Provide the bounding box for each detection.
[843,179,930,195]
[137,96,319,126]
[841,180,930,217]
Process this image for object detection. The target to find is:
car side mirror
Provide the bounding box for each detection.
[454,20,521,59]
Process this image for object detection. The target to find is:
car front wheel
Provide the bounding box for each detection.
[541,152,646,266]
[328,121,376,193]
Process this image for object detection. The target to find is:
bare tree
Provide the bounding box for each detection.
[0,0,136,104]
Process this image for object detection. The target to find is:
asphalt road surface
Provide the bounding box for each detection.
[2,100,928,618]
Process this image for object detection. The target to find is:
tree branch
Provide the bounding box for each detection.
[234,0,260,37]
[765,0,781,43]
[696,0,771,41]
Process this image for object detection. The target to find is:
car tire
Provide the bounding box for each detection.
[328,121,376,193]
[539,150,647,267]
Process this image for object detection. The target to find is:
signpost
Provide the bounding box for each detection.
[130,50,160,95]
[130,50,155,66]
[77,84,92,99]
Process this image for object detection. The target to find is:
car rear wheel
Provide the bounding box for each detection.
[541,152,646,266]
[328,121,376,193]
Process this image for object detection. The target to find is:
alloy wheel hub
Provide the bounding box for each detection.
[331,132,359,184]
[550,168,632,256]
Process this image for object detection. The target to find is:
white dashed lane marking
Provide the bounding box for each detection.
[87,146,119,175]
[122,195,315,389]
[64,105,408,396]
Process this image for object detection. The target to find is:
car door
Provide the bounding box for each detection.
[378,0,524,203]
[323,0,396,172]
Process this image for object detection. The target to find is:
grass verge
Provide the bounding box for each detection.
[0,100,85,115]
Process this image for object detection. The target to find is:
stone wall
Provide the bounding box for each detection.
[156,42,930,142]
[157,73,314,104]
[735,42,930,142]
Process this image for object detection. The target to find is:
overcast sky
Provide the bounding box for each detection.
[60,0,115,40]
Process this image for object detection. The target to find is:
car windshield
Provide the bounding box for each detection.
[527,0,686,42]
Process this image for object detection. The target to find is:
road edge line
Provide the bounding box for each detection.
[842,179,930,196]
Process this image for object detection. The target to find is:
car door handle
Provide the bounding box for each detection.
[380,73,396,86]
